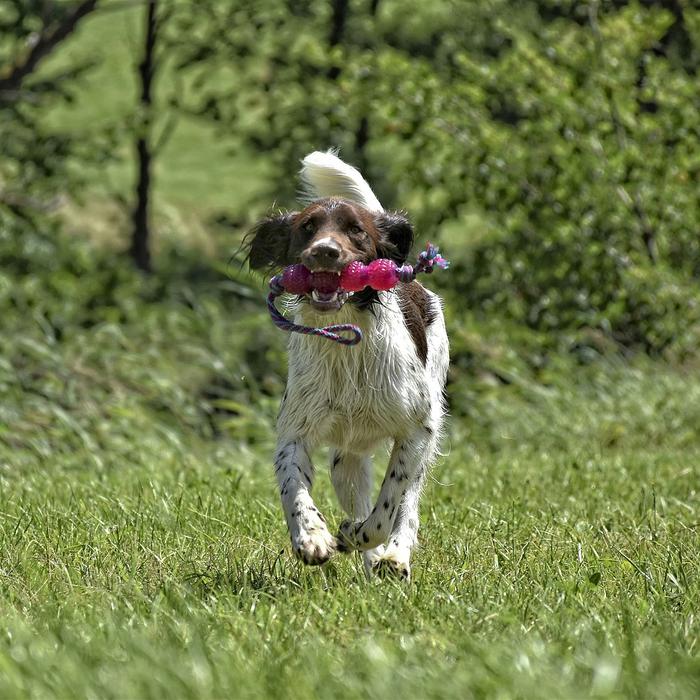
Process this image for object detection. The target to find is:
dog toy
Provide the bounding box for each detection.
[267,243,448,346]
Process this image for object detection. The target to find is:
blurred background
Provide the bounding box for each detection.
[1,2,700,696]
[2,0,700,453]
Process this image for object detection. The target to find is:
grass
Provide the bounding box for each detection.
[2,5,698,697]
[0,224,698,699]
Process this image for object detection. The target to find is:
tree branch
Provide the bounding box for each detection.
[0,0,99,97]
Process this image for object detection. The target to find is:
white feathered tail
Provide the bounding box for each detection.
[299,150,383,213]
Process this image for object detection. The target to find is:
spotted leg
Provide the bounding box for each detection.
[337,425,437,578]
[275,438,337,565]
[329,450,385,576]
[374,467,428,580]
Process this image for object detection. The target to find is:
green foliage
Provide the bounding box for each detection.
[178,0,700,354]
[0,1,112,219]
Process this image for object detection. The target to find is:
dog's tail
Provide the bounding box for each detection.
[299,150,383,213]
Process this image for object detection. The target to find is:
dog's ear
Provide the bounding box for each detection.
[247,212,297,270]
[375,210,414,265]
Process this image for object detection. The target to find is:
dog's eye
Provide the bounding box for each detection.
[302,221,315,234]
[349,224,363,235]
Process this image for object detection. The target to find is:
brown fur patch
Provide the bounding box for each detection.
[294,199,383,270]
[396,282,437,365]
[247,198,414,273]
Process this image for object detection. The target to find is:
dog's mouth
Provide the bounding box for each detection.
[308,289,349,311]
[303,269,353,312]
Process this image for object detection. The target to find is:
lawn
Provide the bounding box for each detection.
[1,3,698,698]
[0,224,698,698]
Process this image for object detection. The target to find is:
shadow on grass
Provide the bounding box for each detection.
[182,549,362,600]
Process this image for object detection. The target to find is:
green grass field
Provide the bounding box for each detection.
[1,226,698,698]
[2,5,699,699]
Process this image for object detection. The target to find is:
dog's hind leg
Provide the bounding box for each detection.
[329,450,385,576]
[337,423,439,579]
[275,439,337,566]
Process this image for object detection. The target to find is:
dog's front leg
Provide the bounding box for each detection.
[337,425,436,577]
[275,438,337,566]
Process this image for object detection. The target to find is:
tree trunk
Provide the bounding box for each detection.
[129,0,157,272]
[327,0,349,79]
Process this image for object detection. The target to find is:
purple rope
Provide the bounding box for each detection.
[267,243,448,346]
[267,278,363,346]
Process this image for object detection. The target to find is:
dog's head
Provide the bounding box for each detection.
[247,197,413,312]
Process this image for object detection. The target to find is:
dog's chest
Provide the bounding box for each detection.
[280,305,428,450]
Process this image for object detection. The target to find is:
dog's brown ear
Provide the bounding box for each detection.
[376,211,414,265]
[247,212,297,270]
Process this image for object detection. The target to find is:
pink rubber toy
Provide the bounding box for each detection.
[281,264,312,294]
[267,244,449,346]
[366,259,399,291]
[339,261,369,292]
[280,260,401,294]
[276,245,448,296]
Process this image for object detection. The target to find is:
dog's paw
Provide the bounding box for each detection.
[291,519,337,566]
[362,545,386,577]
[371,553,411,581]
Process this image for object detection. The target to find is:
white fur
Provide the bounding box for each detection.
[299,150,384,213]
[270,152,449,578]
[274,292,448,577]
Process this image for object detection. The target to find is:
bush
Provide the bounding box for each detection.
[180,0,700,354]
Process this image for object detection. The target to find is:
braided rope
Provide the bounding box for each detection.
[267,277,363,346]
[267,243,448,346]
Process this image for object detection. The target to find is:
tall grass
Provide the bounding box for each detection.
[1,221,698,699]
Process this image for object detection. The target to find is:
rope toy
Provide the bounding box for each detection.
[267,243,449,345]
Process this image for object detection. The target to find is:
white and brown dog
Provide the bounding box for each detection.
[248,151,449,578]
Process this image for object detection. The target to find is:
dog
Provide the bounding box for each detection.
[248,151,449,578]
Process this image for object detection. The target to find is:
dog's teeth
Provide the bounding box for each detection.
[312,290,339,302]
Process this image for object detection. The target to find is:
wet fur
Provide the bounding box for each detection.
[248,157,449,578]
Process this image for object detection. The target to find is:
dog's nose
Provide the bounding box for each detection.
[303,240,342,269]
